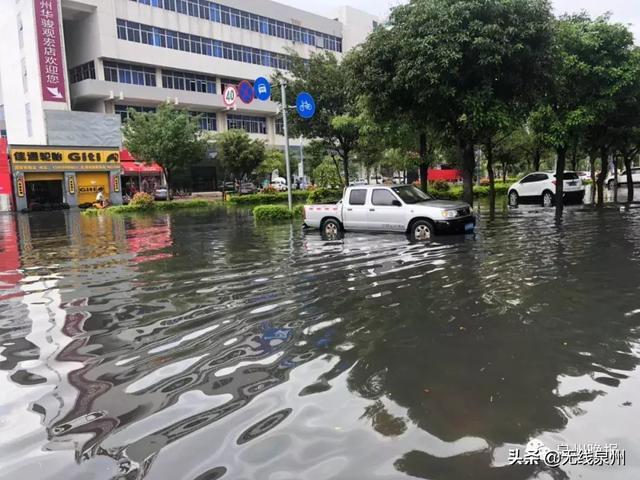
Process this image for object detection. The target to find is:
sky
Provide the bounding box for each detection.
[278,0,640,44]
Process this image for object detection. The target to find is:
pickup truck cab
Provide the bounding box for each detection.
[303,185,475,241]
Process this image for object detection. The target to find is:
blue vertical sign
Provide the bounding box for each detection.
[253,77,271,101]
[296,92,316,119]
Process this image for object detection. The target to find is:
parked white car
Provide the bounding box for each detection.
[270,177,288,192]
[507,171,585,207]
[606,167,640,190]
[303,185,475,241]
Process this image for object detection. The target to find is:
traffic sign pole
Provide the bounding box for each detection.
[280,82,293,211]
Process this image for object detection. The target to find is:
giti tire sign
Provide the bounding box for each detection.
[34,0,67,103]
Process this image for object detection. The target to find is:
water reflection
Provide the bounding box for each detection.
[1,206,639,479]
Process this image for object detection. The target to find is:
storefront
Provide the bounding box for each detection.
[120,149,164,197]
[10,146,123,211]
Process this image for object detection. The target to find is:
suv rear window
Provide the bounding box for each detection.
[555,172,579,180]
[349,189,367,205]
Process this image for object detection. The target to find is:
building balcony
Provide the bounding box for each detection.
[70,79,279,114]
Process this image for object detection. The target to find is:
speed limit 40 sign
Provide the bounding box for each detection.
[223,85,238,107]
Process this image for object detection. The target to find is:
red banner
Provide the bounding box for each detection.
[34,0,66,102]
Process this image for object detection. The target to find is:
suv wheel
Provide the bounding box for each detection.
[508,190,519,207]
[607,180,616,190]
[542,191,554,207]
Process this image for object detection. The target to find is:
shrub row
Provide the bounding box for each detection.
[227,188,343,206]
[435,184,509,200]
[227,190,308,205]
[82,199,219,216]
[252,204,304,222]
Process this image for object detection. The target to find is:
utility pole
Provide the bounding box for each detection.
[280,82,293,210]
[299,136,304,180]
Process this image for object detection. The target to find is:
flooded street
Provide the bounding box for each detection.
[1,204,640,480]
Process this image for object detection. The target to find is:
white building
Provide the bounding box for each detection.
[0,0,379,209]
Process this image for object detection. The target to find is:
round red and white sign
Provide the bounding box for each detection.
[223,85,238,107]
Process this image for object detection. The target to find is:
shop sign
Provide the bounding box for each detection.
[16,175,25,197]
[68,176,76,194]
[10,147,121,171]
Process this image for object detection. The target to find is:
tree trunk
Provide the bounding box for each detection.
[624,155,634,202]
[613,155,619,203]
[164,168,172,201]
[461,141,475,206]
[533,148,541,172]
[331,155,343,186]
[342,154,350,187]
[589,151,596,205]
[486,140,496,215]
[555,147,566,217]
[419,132,428,193]
[596,146,607,208]
[571,144,579,171]
[502,162,507,183]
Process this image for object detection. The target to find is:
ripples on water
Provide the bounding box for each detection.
[1,204,640,480]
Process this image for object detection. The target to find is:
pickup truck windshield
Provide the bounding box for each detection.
[392,185,434,204]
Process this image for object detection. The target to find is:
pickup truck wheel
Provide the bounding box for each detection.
[411,220,434,242]
[321,218,341,239]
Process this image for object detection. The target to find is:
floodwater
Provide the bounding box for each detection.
[1,203,640,480]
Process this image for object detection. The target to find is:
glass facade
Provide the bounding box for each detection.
[104,61,157,87]
[162,69,216,94]
[129,0,342,52]
[114,105,157,123]
[189,111,217,131]
[227,114,267,134]
[117,19,292,70]
[69,61,96,84]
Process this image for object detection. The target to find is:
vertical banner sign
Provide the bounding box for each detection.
[34,0,66,102]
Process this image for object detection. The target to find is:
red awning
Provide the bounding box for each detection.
[120,149,163,175]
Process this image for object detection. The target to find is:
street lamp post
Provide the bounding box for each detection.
[280,82,293,211]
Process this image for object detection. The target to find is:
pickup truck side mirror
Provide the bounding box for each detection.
[392,200,402,207]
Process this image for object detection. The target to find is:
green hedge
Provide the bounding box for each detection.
[435,184,509,200]
[253,204,304,222]
[82,199,219,216]
[307,188,343,204]
[227,190,308,205]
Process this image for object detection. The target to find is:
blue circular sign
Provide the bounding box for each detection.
[238,80,254,104]
[253,77,271,101]
[296,92,316,119]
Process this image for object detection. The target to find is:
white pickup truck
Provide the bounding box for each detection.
[303,184,475,241]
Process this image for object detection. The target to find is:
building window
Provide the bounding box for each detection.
[115,104,157,123]
[21,58,28,93]
[189,111,217,131]
[25,103,32,137]
[227,114,267,134]
[0,130,6,138]
[125,1,343,52]
[69,61,96,84]
[116,19,293,69]
[104,61,156,87]
[275,117,284,136]
[162,69,216,94]
[162,70,216,94]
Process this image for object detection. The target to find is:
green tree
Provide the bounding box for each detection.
[273,52,360,186]
[256,149,286,183]
[214,129,266,180]
[313,158,343,187]
[351,0,554,204]
[123,103,206,198]
[532,14,636,212]
[608,48,640,202]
